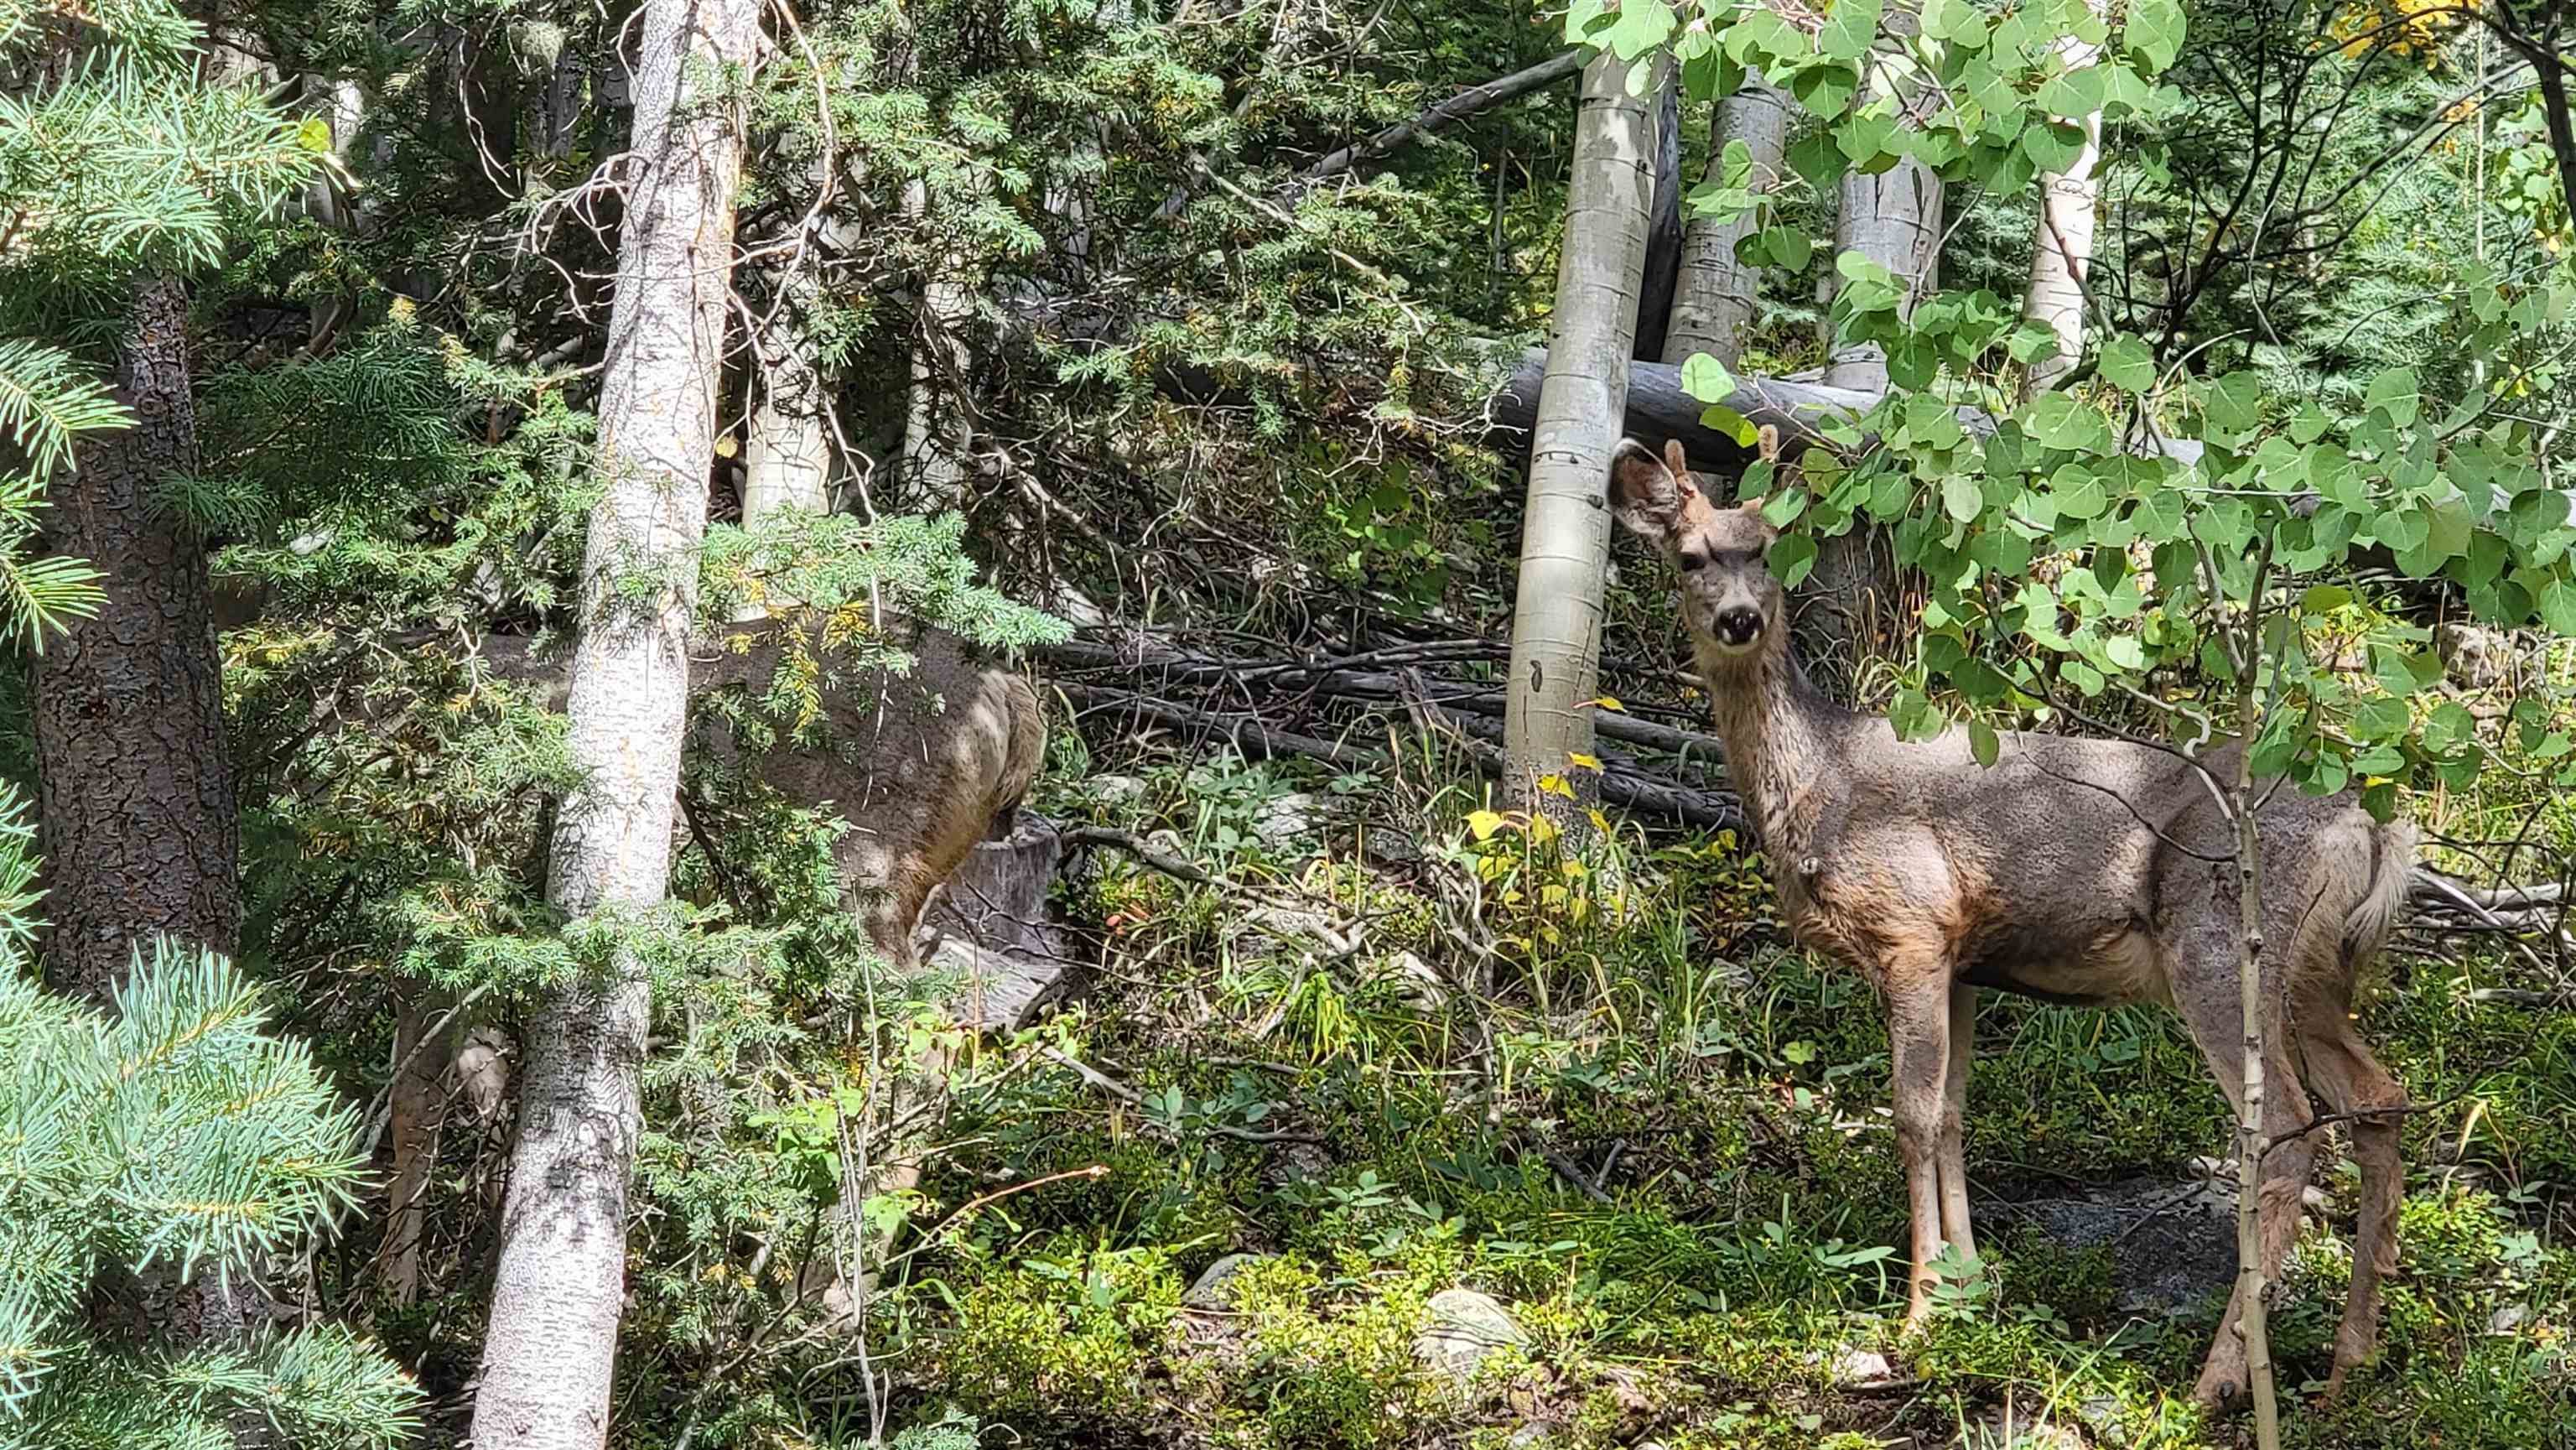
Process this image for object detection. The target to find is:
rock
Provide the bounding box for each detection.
[1953,1406,2086,1449]
[2438,622,2512,688]
[1413,1287,1527,1382]
[1390,950,1450,1009]
[1088,774,1147,807]
[2074,1397,2128,1447]
[1362,825,1423,867]
[1182,1252,1272,1310]
[1826,1347,1899,1388]
[1253,791,1327,844]
[2007,1175,2237,1314]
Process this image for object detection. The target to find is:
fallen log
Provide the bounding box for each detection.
[1057,681,1745,831]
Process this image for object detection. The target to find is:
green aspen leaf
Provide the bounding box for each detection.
[1820,0,1885,62]
[2133,486,2186,541]
[1769,533,1819,589]
[2097,335,2155,392]
[1760,225,1814,270]
[2376,504,2429,553]
[1943,470,1983,522]
[2127,0,2185,70]
[1923,0,1989,44]
[2541,579,2576,637]
[2352,697,2412,741]
[1568,0,1618,44]
[1676,25,1736,101]
[2036,65,2106,121]
[2195,372,2262,439]
[1761,490,1810,528]
[2364,366,2421,428]
[2289,402,2332,444]
[2023,119,2088,174]
[1602,0,1678,60]
[1791,62,1860,119]
[1626,55,1661,96]
[2061,658,2104,694]
[1839,109,1899,164]
[1680,351,1737,404]
[1888,335,1942,391]
[1788,131,1848,190]
[1955,659,2008,704]
[1701,404,1760,446]
[2300,585,2353,612]
[2006,321,2064,364]
[2023,393,2111,452]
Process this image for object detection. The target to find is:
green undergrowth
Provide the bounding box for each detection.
[850,745,2576,1448]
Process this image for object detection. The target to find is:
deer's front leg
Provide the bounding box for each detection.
[1884,955,1955,1333]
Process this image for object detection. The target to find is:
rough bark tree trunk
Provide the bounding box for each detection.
[1663,69,1788,371]
[1633,59,1684,364]
[465,0,761,1439]
[2019,15,2105,398]
[34,274,240,998]
[1502,48,1653,823]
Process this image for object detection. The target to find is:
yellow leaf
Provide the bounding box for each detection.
[1465,808,1508,841]
[714,434,740,458]
[1580,695,1627,712]
[296,117,333,153]
[1527,814,1561,845]
[1538,773,1575,798]
[1587,808,1613,836]
[1566,751,1602,772]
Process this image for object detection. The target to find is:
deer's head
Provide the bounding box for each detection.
[1606,437,1782,663]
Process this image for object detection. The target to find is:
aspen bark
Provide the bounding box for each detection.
[1503,48,1653,820]
[902,179,974,509]
[2019,15,2104,398]
[466,0,761,1440]
[1663,69,1788,369]
[2232,618,2283,1450]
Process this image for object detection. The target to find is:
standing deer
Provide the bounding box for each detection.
[1604,437,2413,1408]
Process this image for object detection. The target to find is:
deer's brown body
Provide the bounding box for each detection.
[1607,439,2412,1408]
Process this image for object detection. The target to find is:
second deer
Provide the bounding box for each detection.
[1605,438,2413,1410]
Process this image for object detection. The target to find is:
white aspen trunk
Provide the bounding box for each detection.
[902,178,975,510]
[1822,156,1942,391]
[1663,69,1788,369]
[465,0,760,1438]
[1503,48,1653,821]
[2018,16,2104,398]
[2231,637,2283,1450]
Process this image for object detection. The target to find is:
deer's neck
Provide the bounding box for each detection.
[1701,641,1852,862]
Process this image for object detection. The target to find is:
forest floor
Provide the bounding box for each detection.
[861,735,2576,1450]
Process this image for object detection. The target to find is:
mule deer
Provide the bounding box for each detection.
[375,617,1044,1305]
[1605,438,2414,1408]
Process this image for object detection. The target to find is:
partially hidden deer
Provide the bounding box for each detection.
[375,617,1044,1307]
[1604,437,2414,1409]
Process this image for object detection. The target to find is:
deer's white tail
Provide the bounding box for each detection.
[2343,819,2416,966]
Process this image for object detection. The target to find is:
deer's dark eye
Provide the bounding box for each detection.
[1677,550,1708,573]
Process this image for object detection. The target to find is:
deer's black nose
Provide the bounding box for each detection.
[1716,607,1763,646]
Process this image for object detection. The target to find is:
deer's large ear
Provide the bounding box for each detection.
[1607,438,1696,541]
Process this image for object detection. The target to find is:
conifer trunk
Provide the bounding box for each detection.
[1664,69,1786,370]
[1503,47,1652,821]
[467,0,761,1439]
[33,274,240,999]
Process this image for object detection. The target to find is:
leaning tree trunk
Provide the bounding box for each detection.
[466,0,761,1439]
[1807,10,1942,690]
[1663,69,1788,371]
[34,274,240,1000]
[1502,47,1654,824]
[2019,12,2105,398]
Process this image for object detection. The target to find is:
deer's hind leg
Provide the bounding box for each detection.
[2293,979,2407,1395]
[2168,938,2318,1413]
[1939,981,1976,1260]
